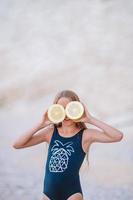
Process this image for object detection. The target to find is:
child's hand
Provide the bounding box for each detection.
[40,109,53,128]
[74,102,93,123]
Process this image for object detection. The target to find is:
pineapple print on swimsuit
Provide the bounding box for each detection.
[43,124,86,200]
[49,140,74,172]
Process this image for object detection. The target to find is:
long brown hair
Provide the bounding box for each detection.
[52,89,89,165]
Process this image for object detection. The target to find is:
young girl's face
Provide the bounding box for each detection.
[57,97,76,125]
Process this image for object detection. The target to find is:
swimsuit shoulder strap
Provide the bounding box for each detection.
[48,124,58,145]
[77,128,86,154]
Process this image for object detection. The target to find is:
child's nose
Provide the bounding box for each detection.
[65,115,69,120]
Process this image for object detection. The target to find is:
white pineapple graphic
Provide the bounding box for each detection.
[49,140,75,172]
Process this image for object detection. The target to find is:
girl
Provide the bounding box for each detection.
[12,90,123,200]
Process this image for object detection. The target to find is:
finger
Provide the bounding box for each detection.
[80,101,86,107]
[80,101,88,111]
[83,105,89,115]
[44,109,48,116]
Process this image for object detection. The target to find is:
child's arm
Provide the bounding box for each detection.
[80,102,124,143]
[87,117,123,143]
[12,122,54,149]
[12,109,54,149]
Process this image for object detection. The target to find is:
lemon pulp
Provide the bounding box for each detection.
[65,101,84,120]
[48,104,65,124]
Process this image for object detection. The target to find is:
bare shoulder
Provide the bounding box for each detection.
[82,128,97,145]
[81,128,94,154]
[44,124,55,143]
[83,128,93,141]
[83,126,103,134]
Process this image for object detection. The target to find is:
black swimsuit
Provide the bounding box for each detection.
[43,125,86,200]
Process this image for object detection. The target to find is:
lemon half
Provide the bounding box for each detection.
[48,104,65,124]
[65,101,84,120]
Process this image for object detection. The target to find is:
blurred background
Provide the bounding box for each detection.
[0,0,133,199]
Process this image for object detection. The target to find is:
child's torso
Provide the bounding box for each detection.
[44,125,86,181]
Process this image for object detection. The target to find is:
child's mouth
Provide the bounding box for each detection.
[64,118,70,121]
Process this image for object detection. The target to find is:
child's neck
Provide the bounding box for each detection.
[59,124,78,134]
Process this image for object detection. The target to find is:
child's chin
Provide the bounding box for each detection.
[63,119,75,124]
[63,119,71,122]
